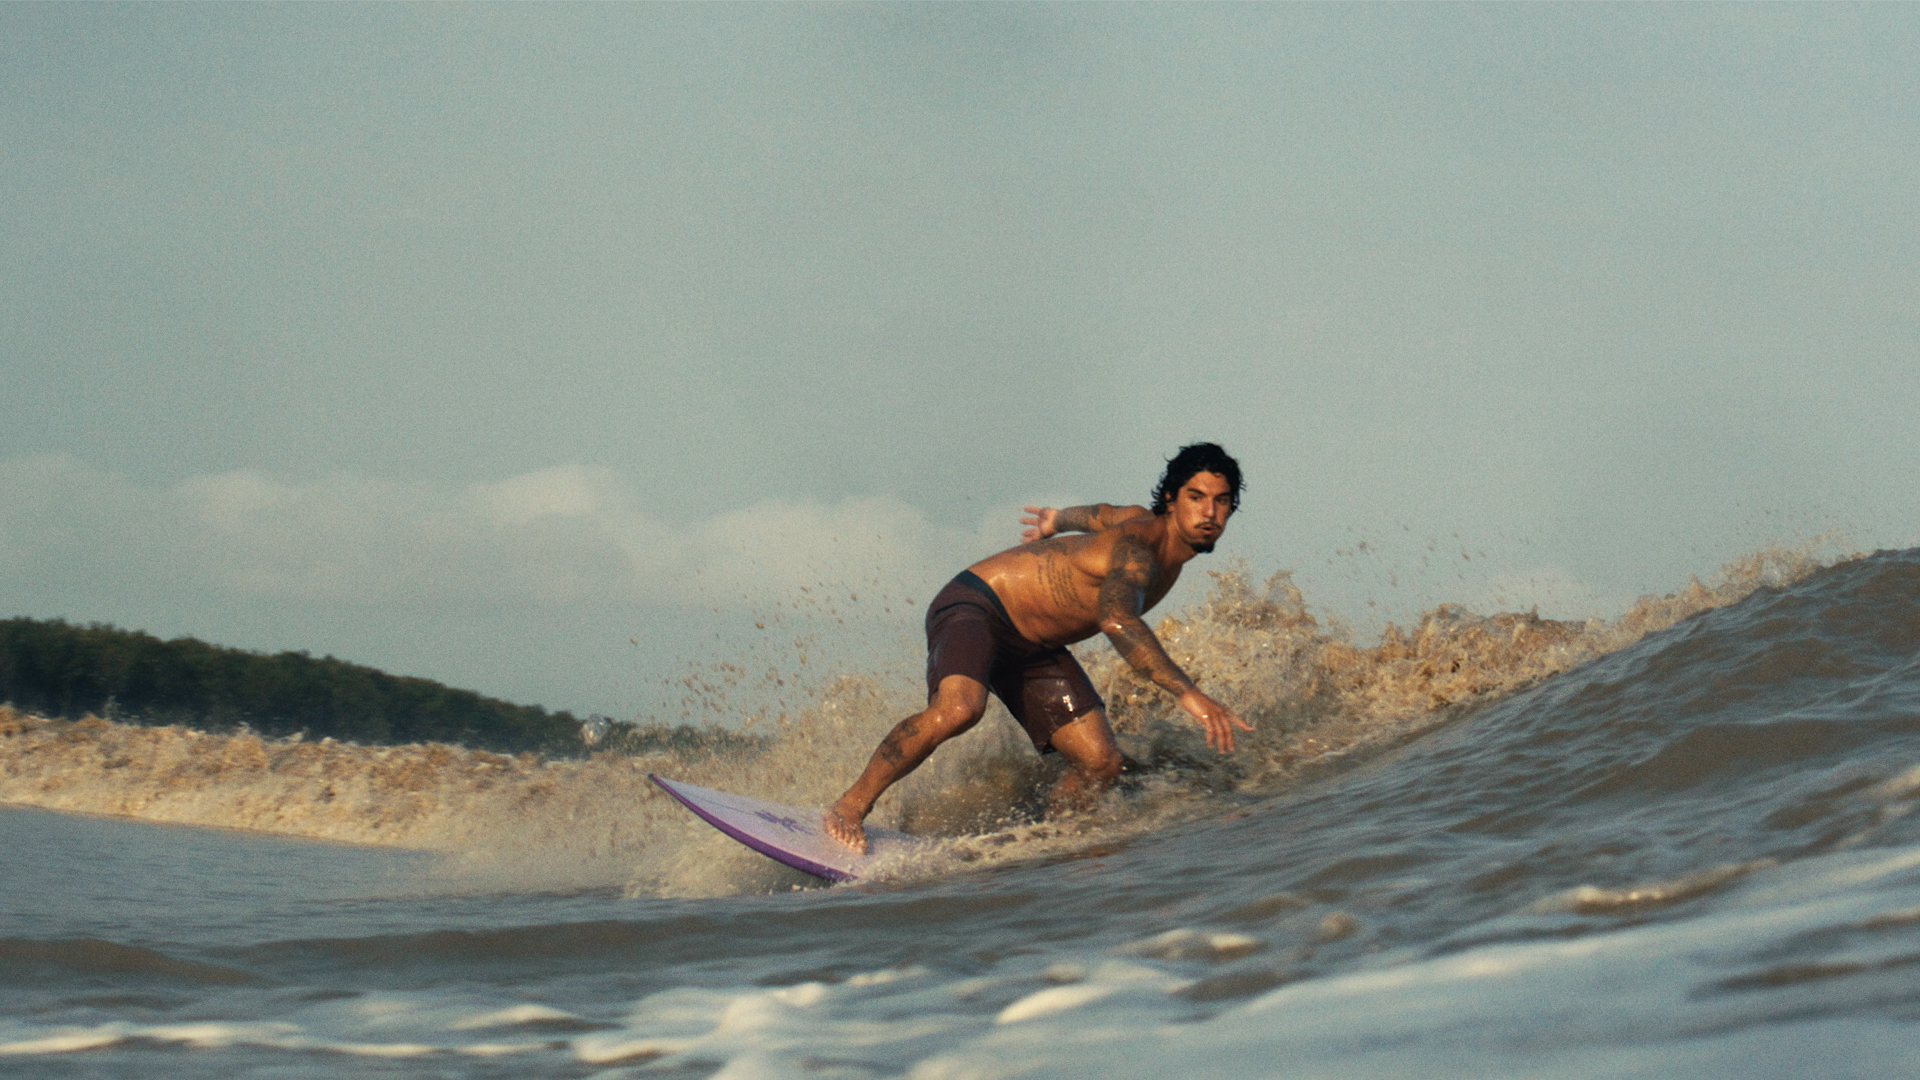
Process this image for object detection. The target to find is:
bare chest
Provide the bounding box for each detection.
[978,539,1178,644]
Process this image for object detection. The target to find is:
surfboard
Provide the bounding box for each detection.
[649,774,924,882]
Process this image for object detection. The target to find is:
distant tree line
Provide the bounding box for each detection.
[586,716,767,759]
[0,617,586,754]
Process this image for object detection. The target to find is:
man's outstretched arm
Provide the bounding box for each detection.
[1095,535,1253,753]
[1021,503,1151,543]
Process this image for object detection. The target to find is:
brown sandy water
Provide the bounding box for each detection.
[0,544,1827,893]
[6,547,1918,1078]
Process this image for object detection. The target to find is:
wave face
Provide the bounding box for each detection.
[3,547,1919,1077]
[0,546,1826,893]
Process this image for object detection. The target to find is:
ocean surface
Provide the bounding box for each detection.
[4,547,1920,1077]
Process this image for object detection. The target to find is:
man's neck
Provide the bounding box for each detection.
[1144,515,1200,568]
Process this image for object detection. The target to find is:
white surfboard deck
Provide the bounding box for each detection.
[649,774,924,882]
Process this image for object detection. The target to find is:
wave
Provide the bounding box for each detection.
[0,938,253,986]
[0,544,1841,896]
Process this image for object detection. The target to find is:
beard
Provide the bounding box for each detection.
[1189,540,1216,554]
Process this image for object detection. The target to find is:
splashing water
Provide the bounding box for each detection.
[0,545,1834,897]
[8,544,1920,1079]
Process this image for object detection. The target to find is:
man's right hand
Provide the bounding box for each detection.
[1178,688,1254,753]
[1020,506,1059,543]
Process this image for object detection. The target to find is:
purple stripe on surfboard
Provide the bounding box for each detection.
[648,774,921,883]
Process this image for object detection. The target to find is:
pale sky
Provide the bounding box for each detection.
[4,4,1916,720]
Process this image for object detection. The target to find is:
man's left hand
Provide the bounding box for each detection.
[1020,506,1059,543]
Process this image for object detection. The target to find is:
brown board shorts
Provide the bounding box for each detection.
[924,570,1105,754]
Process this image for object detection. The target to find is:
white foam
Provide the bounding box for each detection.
[0,1026,127,1055]
[907,847,1920,1080]
[450,1003,580,1030]
[4,847,1915,1079]
[572,1034,697,1065]
[995,984,1117,1025]
[845,965,930,987]
[457,1042,548,1057]
[136,1022,301,1048]
[320,1041,439,1057]
[996,961,1190,1025]
[1120,927,1265,962]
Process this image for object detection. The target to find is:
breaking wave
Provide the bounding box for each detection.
[0,545,1834,897]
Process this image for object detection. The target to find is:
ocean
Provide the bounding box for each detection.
[3,547,1919,1077]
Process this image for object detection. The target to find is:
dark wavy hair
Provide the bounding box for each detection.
[1151,443,1243,515]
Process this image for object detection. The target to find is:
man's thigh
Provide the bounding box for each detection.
[925,601,997,699]
[996,647,1108,753]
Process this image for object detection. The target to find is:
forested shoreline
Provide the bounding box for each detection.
[0,617,587,754]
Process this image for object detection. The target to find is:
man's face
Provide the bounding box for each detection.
[1170,471,1234,553]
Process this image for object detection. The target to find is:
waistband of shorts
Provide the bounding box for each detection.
[942,569,1016,628]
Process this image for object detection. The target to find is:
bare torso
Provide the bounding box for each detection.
[822,474,1253,851]
[968,512,1179,647]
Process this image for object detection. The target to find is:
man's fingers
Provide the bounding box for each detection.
[1181,693,1250,753]
[1200,714,1225,752]
[1020,506,1057,541]
[1215,706,1252,734]
[1206,709,1249,752]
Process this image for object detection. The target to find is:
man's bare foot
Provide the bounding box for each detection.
[822,803,868,853]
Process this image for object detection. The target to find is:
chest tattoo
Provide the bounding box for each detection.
[1040,553,1082,609]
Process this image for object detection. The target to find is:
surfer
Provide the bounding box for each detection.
[824,442,1253,852]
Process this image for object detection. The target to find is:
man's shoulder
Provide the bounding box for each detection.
[1086,514,1167,563]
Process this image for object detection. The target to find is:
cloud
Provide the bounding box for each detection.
[0,456,1082,713]
[472,465,619,526]
[0,456,973,615]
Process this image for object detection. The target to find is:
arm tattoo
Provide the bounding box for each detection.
[1052,505,1100,534]
[1098,536,1197,697]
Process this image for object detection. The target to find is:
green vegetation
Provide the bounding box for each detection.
[592,718,768,759]
[0,618,585,755]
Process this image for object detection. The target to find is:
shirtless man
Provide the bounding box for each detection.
[824,443,1253,851]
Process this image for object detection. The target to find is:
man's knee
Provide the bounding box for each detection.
[923,676,987,737]
[1054,711,1123,781]
[1077,743,1123,782]
[930,675,986,717]
[925,696,985,736]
